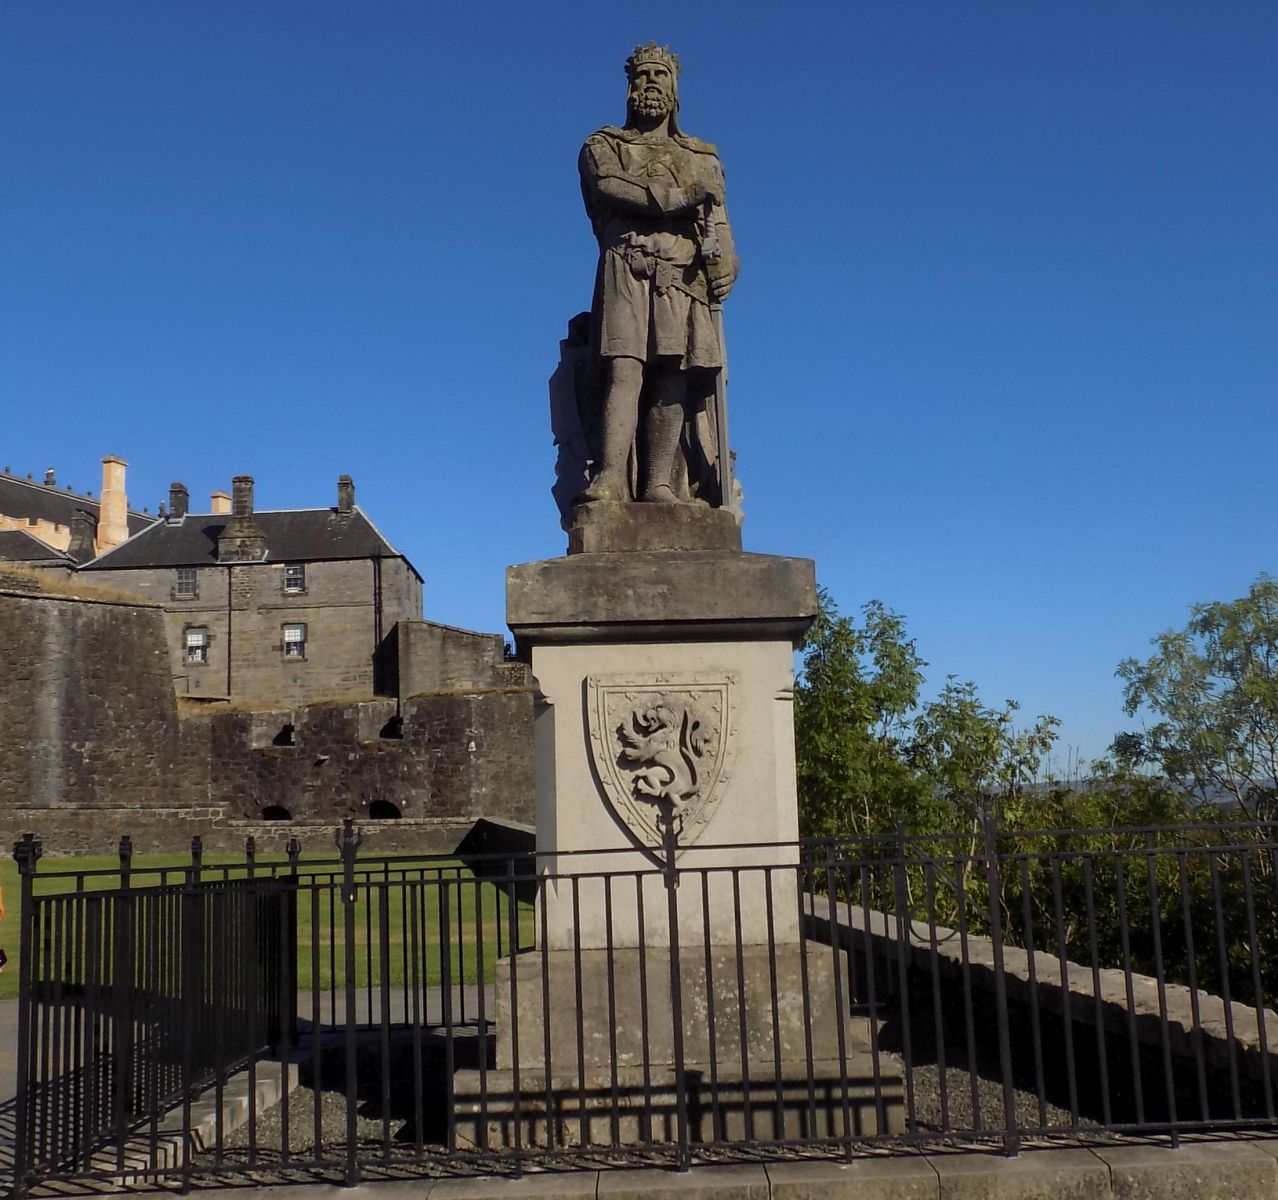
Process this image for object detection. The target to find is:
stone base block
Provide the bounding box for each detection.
[567,501,742,555]
[494,944,869,1075]
[453,1056,904,1150]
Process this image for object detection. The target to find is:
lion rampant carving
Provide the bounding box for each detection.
[616,702,711,813]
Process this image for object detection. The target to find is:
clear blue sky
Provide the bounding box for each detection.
[3,3,1276,769]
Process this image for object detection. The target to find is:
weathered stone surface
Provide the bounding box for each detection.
[1097,1142,1278,1200]
[562,43,740,518]
[596,1164,768,1200]
[933,1148,1110,1200]
[0,587,536,854]
[507,551,816,650]
[494,946,871,1072]
[568,501,741,554]
[431,1172,598,1198]
[767,1156,940,1200]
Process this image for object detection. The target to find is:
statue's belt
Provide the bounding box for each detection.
[616,243,705,301]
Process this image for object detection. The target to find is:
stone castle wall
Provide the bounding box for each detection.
[0,579,533,856]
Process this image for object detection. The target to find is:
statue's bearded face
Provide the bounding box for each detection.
[627,61,676,121]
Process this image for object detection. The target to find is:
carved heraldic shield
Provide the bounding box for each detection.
[586,674,737,852]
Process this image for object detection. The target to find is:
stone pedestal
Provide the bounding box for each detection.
[491,509,905,1151]
[506,545,817,950]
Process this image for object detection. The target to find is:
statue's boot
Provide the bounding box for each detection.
[642,403,684,503]
[579,473,626,503]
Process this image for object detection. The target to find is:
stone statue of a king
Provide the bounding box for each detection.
[571,43,740,511]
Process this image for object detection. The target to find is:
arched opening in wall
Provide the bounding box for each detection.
[379,715,404,740]
[273,724,296,747]
[368,800,402,820]
[261,805,293,821]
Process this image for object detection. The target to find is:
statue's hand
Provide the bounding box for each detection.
[707,267,734,302]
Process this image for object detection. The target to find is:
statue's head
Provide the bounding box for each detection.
[625,42,680,126]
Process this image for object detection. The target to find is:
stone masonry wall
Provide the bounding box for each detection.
[0,580,209,850]
[1,576,534,856]
[208,689,534,829]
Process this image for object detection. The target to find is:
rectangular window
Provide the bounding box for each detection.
[175,568,198,599]
[184,626,209,666]
[282,622,307,659]
[283,563,306,593]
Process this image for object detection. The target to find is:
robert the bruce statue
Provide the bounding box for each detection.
[572,43,739,509]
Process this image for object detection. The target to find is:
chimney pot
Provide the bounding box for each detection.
[210,490,232,515]
[337,474,355,515]
[44,468,55,486]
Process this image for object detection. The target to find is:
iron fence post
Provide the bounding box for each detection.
[339,819,362,1186]
[111,835,134,1172]
[981,802,1020,1156]
[12,833,42,1200]
[660,807,691,1171]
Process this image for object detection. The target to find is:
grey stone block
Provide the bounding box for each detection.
[1096,1141,1278,1200]
[767,1155,940,1198]
[568,501,742,554]
[597,1163,769,1199]
[506,550,816,648]
[430,1171,599,1197]
[933,1148,1110,1200]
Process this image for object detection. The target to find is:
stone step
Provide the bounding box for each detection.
[453,1056,904,1149]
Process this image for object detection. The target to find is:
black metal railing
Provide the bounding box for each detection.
[11,815,1278,1193]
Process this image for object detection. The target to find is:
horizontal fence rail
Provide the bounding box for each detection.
[12,815,1278,1193]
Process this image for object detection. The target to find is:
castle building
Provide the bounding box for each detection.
[0,457,153,565]
[81,474,423,706]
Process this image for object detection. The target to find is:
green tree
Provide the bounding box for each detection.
[1117,574,1278,819]
[794,590,1060,839]
[793,590,928,838]
[908,677,1059,830]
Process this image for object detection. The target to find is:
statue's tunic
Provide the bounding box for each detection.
[580,127,734,371]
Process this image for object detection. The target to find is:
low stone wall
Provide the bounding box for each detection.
[806,896,1278,1111]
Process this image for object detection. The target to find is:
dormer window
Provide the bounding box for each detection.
[283,563,306,594]
[174,568,198,599]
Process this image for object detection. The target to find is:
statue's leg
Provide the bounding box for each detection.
[581,357,644,502]
[641,366,687,503]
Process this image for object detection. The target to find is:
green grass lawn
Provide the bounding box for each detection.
[0,851,533,1001]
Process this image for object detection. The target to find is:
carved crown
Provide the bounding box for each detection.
[625,42,680,79]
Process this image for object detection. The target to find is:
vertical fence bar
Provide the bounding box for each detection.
[661,810,691,1171]
[1241,847,1274,1119]
[12,834,42,1200]
[1176,852,1210,1122]
[981,807,1020,1156]
[1082,856,1112,1128]
[111,836,134,1174]
[339,820,362,1186]
[1113,853,1146,1125]
[244,838,259,1167]
[891,822,917,1133]
[1143,832,1178,1142]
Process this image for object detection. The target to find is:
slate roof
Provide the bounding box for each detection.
[82,507,419,575]
[0,472,153,536]
[0,528,74,564]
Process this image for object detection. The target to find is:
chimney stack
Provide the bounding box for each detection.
[210,490,232,515]
[232,475,254,518]
[169,482,189,520]
[67,510,97,563]
[337,474,355,515]
[217,475,267,562]
[97,456,129,554]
